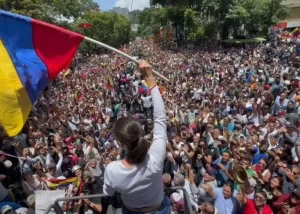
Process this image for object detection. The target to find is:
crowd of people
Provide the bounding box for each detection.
[1,29,300,214]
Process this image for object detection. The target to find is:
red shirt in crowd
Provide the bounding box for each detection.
[273,194,300,214]
[243,199,273,214]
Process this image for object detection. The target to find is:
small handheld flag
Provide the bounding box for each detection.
[106,77,114,91]
[46,177,81,189]
[63,69,71,79]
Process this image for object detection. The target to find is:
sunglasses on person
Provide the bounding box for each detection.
[254,194,266,202]
[258,161,266,167]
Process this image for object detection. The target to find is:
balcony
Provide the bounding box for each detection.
[45,187,193,214]
[282,0,300,8]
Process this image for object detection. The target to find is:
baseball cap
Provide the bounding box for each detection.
[267,116,276,123]
[285,121,295,128]
[22,169,32,176]
[3,160,12,169]
[26,194,35,206]
[1,205,12,214]
[246,106,253,111]
[277,111,286,117]
[72,165,82,173]
[218,135,227,143]
[89,158,97,163]
[15,208,28,214]
[170,192,184,211]
[46,162,56,170]
[206,167,217,176]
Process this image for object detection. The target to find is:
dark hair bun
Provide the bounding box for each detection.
[113,117,150,164]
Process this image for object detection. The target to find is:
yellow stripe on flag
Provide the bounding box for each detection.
[0,40,32,136]
[109,77,114,87]
[46,177,79,189]
[63,69,71,78]
[141,80,149,88]
[291,28,299,34]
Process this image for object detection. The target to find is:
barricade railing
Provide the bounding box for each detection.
[44,186,193,214]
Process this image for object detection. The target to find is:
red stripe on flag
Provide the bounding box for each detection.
[31,19,84,80]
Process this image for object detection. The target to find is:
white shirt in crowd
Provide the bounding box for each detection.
[132,80,140,95]
[141,95,152,108]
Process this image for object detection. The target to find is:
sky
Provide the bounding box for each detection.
[96,0,150,11]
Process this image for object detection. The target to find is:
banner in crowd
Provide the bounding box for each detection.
[35,190,65,214]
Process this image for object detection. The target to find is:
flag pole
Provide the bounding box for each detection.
[0,151,22,159]
[84,37,169,82]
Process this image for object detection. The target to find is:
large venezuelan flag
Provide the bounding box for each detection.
[0,10,84,136]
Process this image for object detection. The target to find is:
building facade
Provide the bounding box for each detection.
[109,7,129,19]
[279,0,300,28]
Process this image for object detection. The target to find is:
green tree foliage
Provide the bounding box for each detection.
[167,6,185,30]
[72,12,131,54]
[129,10,142,24]
[0,0,55,22]
[226,0,289,36]
[138,8,168,35]
[0,0,130,54]
[184,8,204,41]
[146,0,289,39]
[0,0,100,23]
[203,20,219,39]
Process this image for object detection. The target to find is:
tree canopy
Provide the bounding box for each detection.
[138,8,168,35]
[72,12,131,54]
[142,0,289,39]
[0,0,131,54]
[0,0,99,23]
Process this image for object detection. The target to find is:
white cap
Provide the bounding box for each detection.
[218,135,227,142]
[15,207,28,214]
[27,194,35,206]
[1,205,12,214]
[284,80,291,86]
[3,160,12,169]
[72,165,82,173]
[170,192,184,205]
[57,176,66,179]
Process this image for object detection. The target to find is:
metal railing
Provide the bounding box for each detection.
[44,186,193,214]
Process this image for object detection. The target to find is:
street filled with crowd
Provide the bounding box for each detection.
[1,29,300,214]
